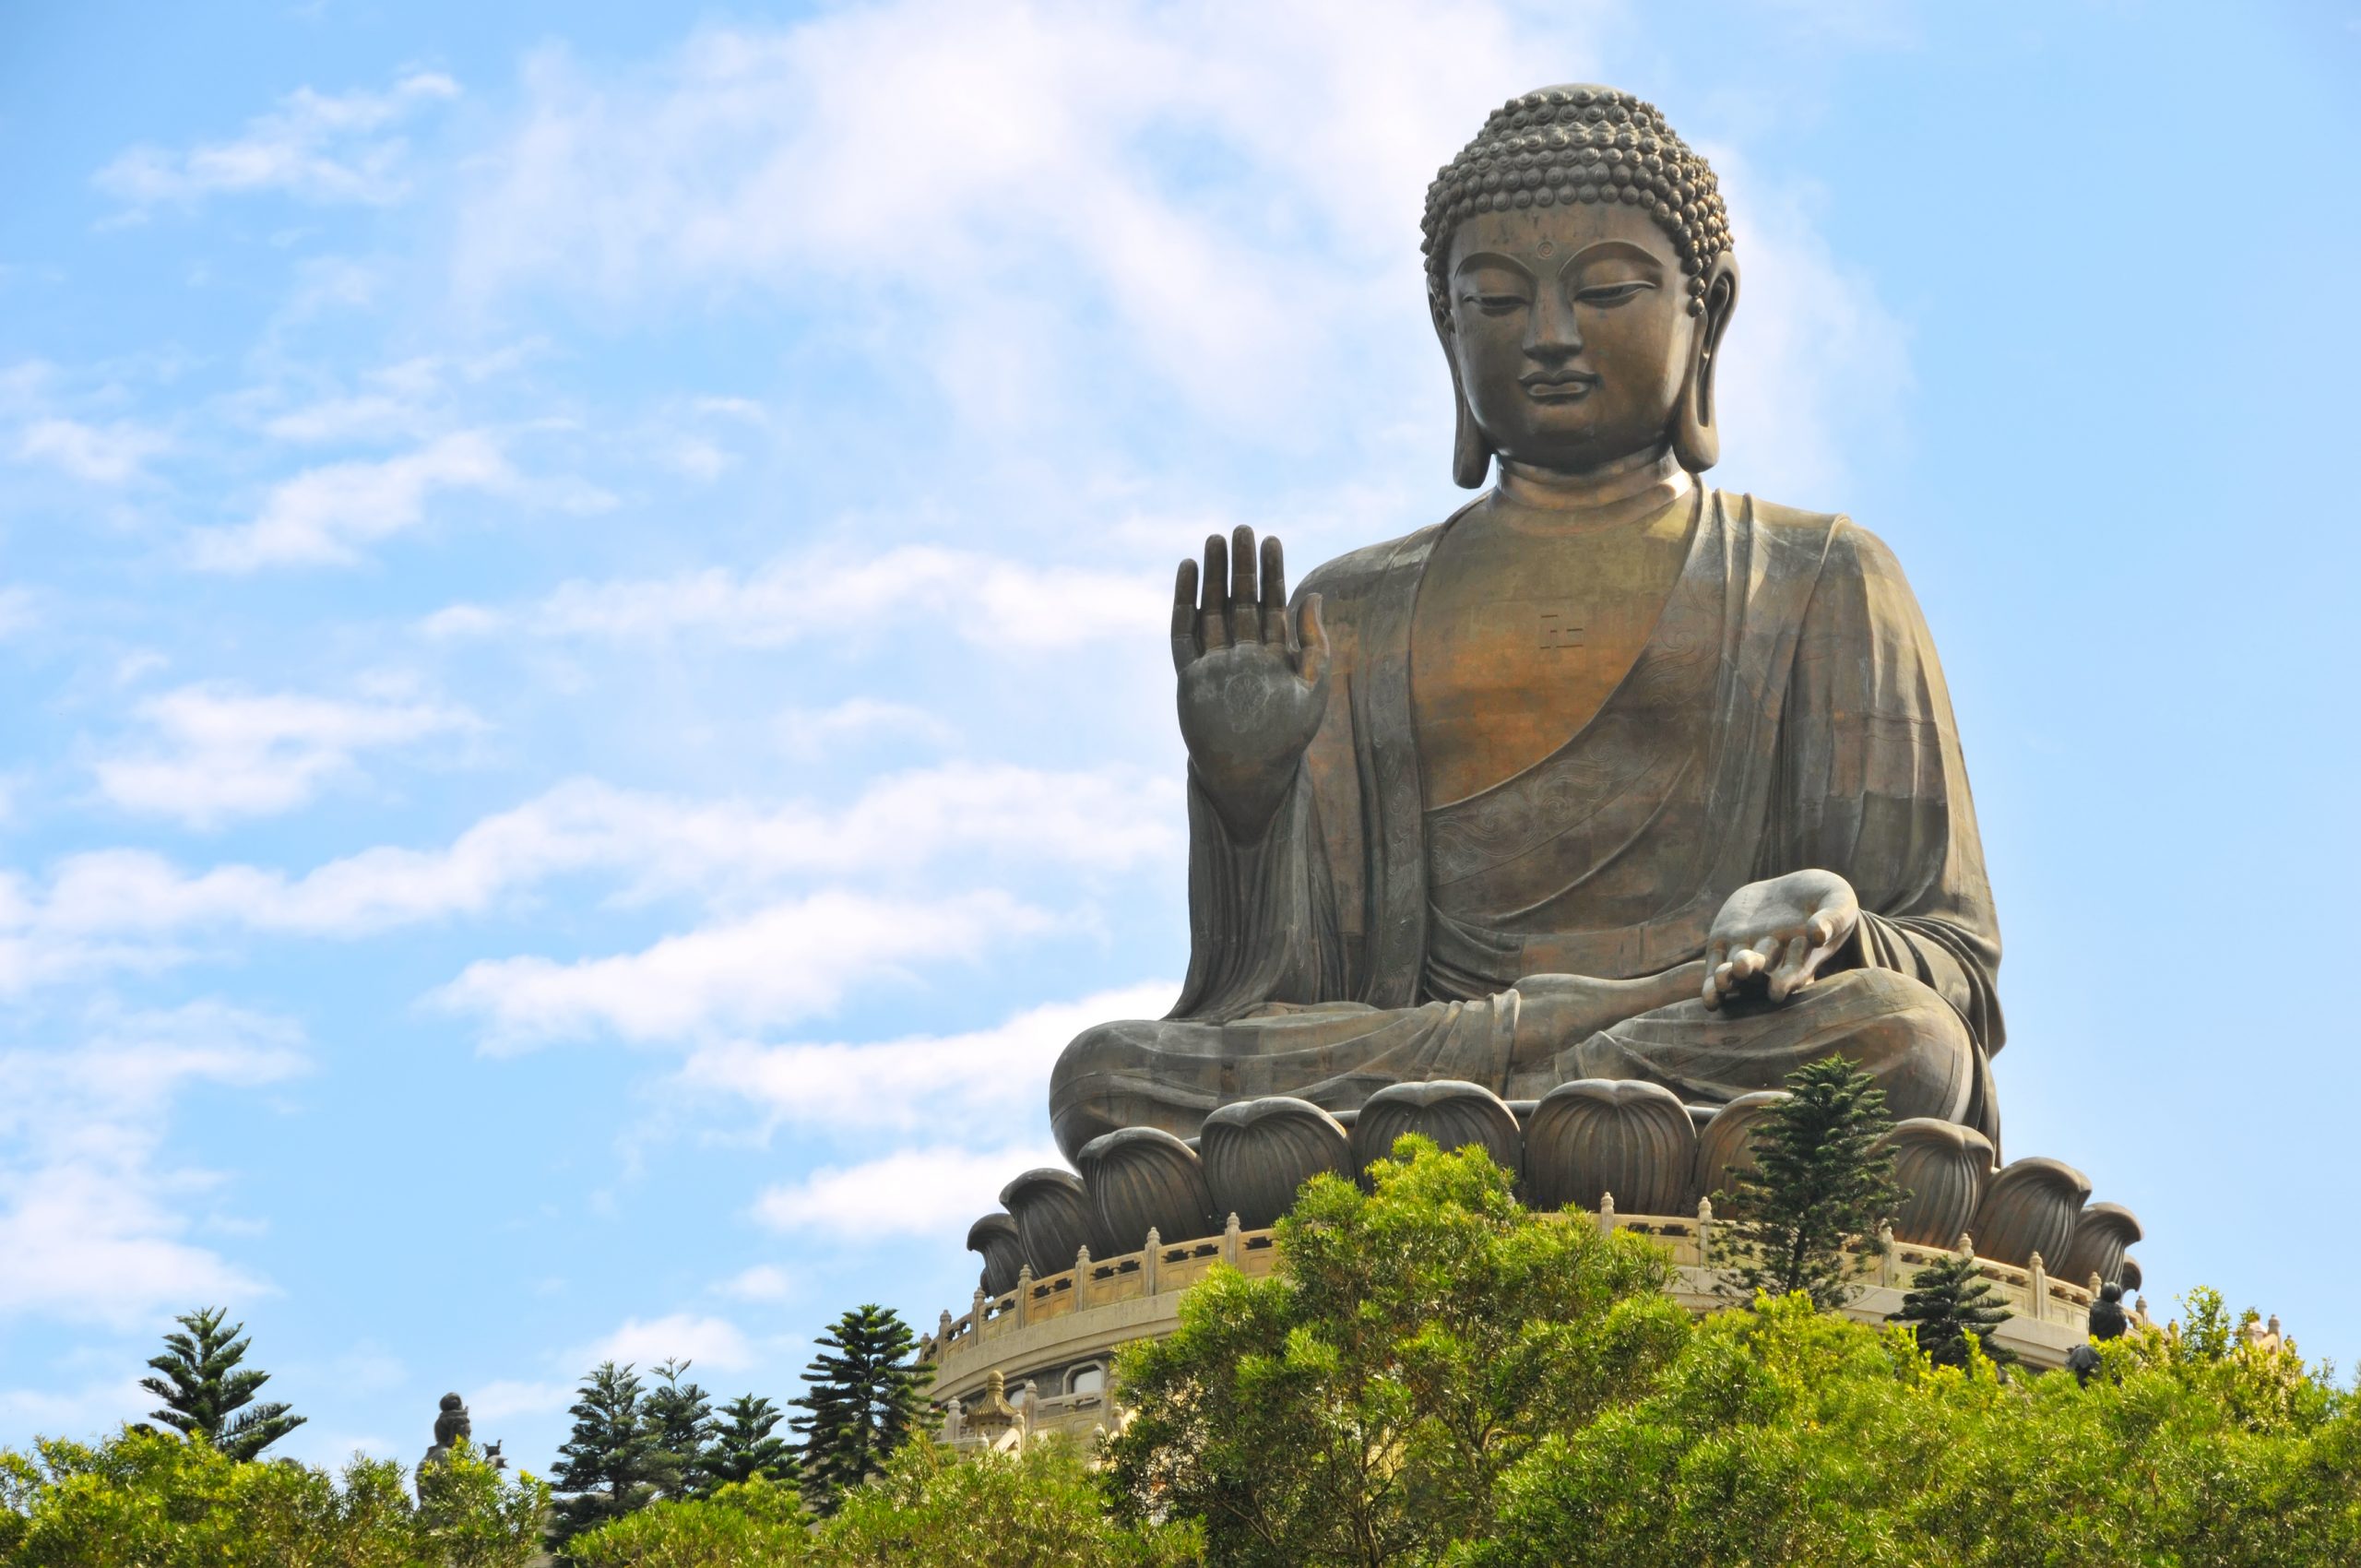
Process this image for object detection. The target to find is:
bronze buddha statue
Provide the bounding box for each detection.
[1050,85,2000,1165]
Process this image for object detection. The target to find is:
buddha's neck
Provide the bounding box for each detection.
[1493,446,1691,533]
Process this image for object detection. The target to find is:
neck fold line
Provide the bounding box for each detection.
[1494,447,1691,527]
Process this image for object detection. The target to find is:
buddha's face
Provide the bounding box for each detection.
[1442,199,1701,474]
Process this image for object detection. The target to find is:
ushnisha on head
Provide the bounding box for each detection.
[433,1393,470,1446]
[1422,85,1740,485]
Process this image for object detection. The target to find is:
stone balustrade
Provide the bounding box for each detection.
[924,1203,2141,1451]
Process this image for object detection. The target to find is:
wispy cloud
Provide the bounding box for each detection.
[0,1003,307,1327]
[435,887,1049,1048]
[679,981,1173,1134]
[96,70,461,213]
[753,1141,1065,1241]
[191,430,543,570]
[14,417,170,485]
[578,1312,754,1372]
[1,763,1175,997]
[425,545,1166,651]
[94,683,481,828]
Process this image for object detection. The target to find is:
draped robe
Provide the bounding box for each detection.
[1050,487,2003,1163]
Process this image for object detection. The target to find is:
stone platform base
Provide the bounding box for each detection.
[921,1213,2129,1452]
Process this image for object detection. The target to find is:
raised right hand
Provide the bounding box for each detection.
[1172,524,1330,839]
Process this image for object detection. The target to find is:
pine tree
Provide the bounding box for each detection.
[549,1360,659,1549]
[1891,1250,2017,1369]
[137,1307,305,1461]
[705,1393,801,1490]
[1719,1055,1907,1310]
[641,1358,713,1501]
[790,1304,932,1513]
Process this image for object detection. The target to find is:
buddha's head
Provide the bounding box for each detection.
[433,1393,470,1446]
[1422,86,1739,486]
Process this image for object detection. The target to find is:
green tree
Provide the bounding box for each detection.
[1718,1055,1905,1308]
[1889,1249,2015,1370]
[0,1424,546,1567]
[792,1304,932,1513]
[551,1360,662,1552]
[136,1306,305,1462]
[642,1358,714,1501]
[824,1435,1198,1567]
[1106,1135,1689,1568]
[705,1393,801,1491]
[566,1474,810,1568]
[1468,1290,2361,1567]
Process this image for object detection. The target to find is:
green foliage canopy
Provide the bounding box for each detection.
[1106,1135,1690,1567]
[791,1304,931,1513]
[1718,1056,1905,1309]
[138,1306,306,1463]
[0,1426,547,1568]
[1889,1249,2016,1370]
[550,1361,663,1550]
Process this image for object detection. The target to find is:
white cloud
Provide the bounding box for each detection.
[753,1141,1065,1241]
[468,1378,575,1421]
[0,1375,150,1442]
[96,71,460,212]
[94,683,481,828]
[451,4,1572,434]
[428,544,1167,652]
[714,1265,797,1302]
[191,431,529,570]
[680,982,1173,1134]
[0,1003,307,1326]
[15,417,170,484]
[0,587,35,638]
[579,1313,754,1373]
[776,698,955,757]
[4,763,1172,980]
[435,887,1049,1048]
[1702,146,1912,505]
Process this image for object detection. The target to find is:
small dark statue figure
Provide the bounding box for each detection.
[417,1392,504,1496]
[2066,1281,2132,1385]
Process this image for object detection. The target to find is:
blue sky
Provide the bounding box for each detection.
[3,0,2355,1469]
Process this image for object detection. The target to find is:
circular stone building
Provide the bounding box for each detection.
[922,1080,2145,1450]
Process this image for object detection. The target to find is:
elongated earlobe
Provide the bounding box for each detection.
[1437,316,1494,489]
[1452,383,1494,489]
[1672,255,1740,474]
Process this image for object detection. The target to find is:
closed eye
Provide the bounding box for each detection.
[1576,280,1656,306]
[1460,291,1530,315]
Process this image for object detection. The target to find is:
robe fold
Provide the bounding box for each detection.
[1050,488,2003,1163]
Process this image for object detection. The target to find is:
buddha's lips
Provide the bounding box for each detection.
[1521,373,1599,402]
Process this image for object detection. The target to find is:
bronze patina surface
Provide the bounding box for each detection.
[1050,85,2000,1165]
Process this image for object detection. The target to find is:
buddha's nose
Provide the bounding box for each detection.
[1526,290,1584,361]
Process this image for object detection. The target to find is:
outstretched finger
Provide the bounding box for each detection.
[1261,534,1288,644]
[1229,524,1262,642]
[1170,559,1201,672]
[1702,939,1730,1006]
[1296,593,1329,686]
[1200,533,1231,649]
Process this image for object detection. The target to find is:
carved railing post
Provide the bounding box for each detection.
[1014,1265,1034,1328]
[1696,1195,1713,1269]
[1596,1191,1615,1238]
[1074,1245,1093,1310]
[1142,1229,1162,1295]
[1220,1212,1241,1267]
[1877,1222,1895,1288]
[2027,1252,2047,1324]
[971,1286,989,1341]
[943,1396,964,1443]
